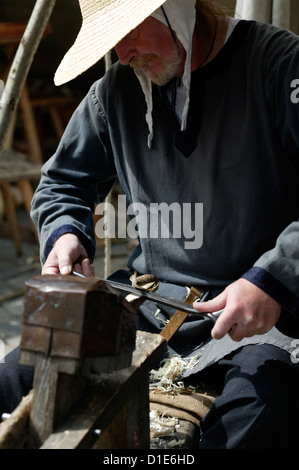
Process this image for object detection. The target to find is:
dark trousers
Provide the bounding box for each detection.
[0,347,34,416]
[0,344,298,449]
[198,344,299,449]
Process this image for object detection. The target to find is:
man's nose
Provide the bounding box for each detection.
[115,40,131,64]
[114,29,139,64]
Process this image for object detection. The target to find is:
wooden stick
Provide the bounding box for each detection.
[0,0,57,157]
[160,287,202,342]
[0,390,33,449]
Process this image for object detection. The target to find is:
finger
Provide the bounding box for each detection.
[226,324,246,342]
[211,310,237,340]
[42,265,60,275]
[81,258,95,277]
[193,291,226,313]
[72,262,84,274]
[42,254,60,275]
[212,317,263,342]
[226,323,257,342]
[72,256,94,277]
[74,255,90,265]
[58,258,73,275]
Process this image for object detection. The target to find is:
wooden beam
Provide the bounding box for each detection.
[0,0,57,157]
[41,332,166,449]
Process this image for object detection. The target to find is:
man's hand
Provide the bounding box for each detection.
[42,233,95,277]
[193,278,281,342]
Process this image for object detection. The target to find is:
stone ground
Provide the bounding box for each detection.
[0,212,134,357]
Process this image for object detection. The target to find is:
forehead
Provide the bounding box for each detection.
[115,16,175,53]
[129,16,171,41]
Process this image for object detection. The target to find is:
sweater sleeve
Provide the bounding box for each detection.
[242,223,299,316]
[242,44,299,316]
[31,79,117,264]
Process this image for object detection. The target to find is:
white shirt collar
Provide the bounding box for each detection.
[135,0,197,148]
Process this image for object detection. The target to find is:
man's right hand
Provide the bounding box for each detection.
[42,233,95,277]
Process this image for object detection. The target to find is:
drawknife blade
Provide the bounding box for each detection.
[72,271,221,324]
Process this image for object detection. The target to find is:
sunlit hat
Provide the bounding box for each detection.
[54,0,168,85]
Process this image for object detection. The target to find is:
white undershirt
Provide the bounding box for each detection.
[174,18,241,123]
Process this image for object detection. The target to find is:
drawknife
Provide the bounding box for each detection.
[72,271,221,324]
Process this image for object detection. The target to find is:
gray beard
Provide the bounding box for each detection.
[132,49,182,86]
[148,55,181,86]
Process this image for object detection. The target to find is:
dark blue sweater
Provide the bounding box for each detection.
[31,20,299,365]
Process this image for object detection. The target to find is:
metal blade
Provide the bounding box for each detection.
[72,271,221,324]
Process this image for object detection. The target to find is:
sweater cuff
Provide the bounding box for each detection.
[241,266,299,317]
[44,224,95,263]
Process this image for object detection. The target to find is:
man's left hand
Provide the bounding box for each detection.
[193,278,281,342]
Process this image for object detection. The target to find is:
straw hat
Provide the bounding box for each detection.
[54,0,168,86]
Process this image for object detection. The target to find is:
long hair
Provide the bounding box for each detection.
[196,0,228,18]
[195,0,228,42]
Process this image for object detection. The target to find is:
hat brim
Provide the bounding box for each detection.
[54,0,168,85]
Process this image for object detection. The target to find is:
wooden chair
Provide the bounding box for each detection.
[0,149,41,255]
[0,22,77,254]
[0,22,53,163]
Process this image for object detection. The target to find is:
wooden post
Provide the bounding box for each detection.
[0,0,57,157]
[19,274,139,447]
[0,274,166,449]
[41,331,166,449]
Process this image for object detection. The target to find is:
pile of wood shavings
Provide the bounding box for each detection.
[149,353,201,393]
[150,409,185,448]
[149,353,201,448]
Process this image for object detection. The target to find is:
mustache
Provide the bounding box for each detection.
[129,54,157,68]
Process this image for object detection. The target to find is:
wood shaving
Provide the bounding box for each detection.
[149,353,202,449]
[149,353,201,393]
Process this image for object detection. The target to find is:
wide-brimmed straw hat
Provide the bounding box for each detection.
[54,0,168,85]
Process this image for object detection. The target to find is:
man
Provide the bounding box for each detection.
[1,0,299,448]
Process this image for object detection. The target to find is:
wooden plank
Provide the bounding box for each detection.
[29,355,86,448]
[0,391,33,449]
[50,329,82,359]
[0,0,57,158]
[160,286,202,342]
[0,181,22,255]
[93,368,150,449]
[0,150,41,183]
[21,275,138,360]
[19,85,43,163]
[40,331,166,449]
[122,369,150,449]
[0,331,166,449]
[0,22,52,41]
[17,179,39,243]
[18,274,142,447]
[20,324,51,355]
